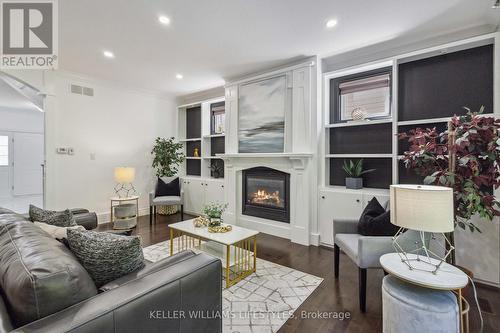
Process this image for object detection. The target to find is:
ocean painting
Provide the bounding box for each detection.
[238,76,286,153]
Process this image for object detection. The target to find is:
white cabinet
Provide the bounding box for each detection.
[318,187,389,246]
[182,177,225,215]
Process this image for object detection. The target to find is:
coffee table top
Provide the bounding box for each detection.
[380,253,468,290]
[168,219,259,245]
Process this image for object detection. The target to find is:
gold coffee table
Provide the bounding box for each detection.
[168,219,259,288]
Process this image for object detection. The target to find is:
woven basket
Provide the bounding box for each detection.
[157,205,178,215]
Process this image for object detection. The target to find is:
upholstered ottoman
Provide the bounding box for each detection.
[382,275,459,333]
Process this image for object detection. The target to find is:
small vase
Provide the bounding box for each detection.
[346,177,363,189]
[208,217,221,227]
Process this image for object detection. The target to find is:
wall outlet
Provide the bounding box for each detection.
[56,147,68,154]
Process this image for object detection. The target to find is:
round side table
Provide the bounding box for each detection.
[110,196,139,229]
[380,253,469,333]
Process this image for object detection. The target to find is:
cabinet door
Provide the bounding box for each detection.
[319,190,363,245]
[205,180,225,204]
[183,179,205,215]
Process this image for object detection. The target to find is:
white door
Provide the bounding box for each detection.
[0,133,11,200]
[183,178,205,215]
[205,180,224,204]
[13,132,44,196]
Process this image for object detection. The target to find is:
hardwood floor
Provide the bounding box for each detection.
[98,213,499,333]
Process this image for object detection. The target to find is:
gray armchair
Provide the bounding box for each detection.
[149,177,184,225]
[333,218,421,312]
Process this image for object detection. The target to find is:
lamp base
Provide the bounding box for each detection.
[114,183,137,198]
[392,228,455,275]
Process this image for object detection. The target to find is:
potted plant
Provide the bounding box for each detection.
[203,202,228,227]
[398,107,500,264]
[342,159,375,189]
[151,137,185,215]
[209,162,223,179]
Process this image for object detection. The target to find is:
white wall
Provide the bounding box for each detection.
[0,106,44,133]
[3,70,177,221]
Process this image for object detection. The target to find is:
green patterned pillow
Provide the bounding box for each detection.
[67,229,145,287]
[29,205,77,227]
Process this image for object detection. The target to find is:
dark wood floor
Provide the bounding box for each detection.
[98,213,500,333]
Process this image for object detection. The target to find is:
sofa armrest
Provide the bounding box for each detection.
[357,236,394,269]
[332,218,358,241]
[13,253,222,333]
[73,212,97,230]
[70,208,90,215]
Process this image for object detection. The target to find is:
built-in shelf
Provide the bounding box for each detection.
[326,154,393,158]
[217,153,313,158]
[322,185,390,195]
[326,118,393,128]
[179,138,202,142]
[397,113,495,126]
[185,157,201,160]
[203,134,225,138]
[202,156,224,159]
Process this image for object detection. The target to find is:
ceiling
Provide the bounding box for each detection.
[59,0,500,96]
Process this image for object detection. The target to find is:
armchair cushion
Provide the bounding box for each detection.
[155,177,180,197]
[358,197,399,236]
[152,196,182,206]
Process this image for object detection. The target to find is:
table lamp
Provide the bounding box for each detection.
[390,184,455,274]
[114,167,137,198]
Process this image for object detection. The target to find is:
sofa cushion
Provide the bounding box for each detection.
[0,208,98,328]
[34,221,86,240]
[29,205,77,227]
[67,229,145,287]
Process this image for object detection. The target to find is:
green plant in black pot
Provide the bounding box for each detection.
[342,159,375,189]
[209,162,223,179]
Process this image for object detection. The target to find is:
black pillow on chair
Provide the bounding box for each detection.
[155,177,180,197]
[357,197,399,236]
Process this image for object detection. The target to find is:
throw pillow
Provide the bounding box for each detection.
[34,222,85,240]
[155,177,180,197]
[67,229,145,287]
[29,205,77,227]
[358,197,400,236]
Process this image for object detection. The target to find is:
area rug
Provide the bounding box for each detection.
[143,239,323,333]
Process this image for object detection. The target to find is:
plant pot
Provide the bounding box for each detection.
[157,205,178,215]
[346,177,363,189]
[208,217,222,227]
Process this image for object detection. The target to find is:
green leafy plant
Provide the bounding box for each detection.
[151,137,185,177]
[398,107,500,233]
[203,202,228,218]
[342,159,376,178]
[209,162,223,178]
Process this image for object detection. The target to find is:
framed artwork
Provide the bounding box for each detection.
[238,75,286,153]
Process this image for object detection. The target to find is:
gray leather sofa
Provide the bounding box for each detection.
[0,208,222,333]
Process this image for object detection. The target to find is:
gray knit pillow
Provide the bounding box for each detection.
[67,229,145,287]
[29,205,77,227]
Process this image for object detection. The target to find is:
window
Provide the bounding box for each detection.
[0,136,8,166]
[339,73,391,121]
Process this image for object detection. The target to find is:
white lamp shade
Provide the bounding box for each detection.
[390,184,454,233]
[114,167,135,183]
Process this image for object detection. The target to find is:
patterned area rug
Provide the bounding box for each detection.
[143,240,323,333]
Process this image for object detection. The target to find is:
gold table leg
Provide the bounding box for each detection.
[253,236,257,273]
[226,244,231,289]
[169,228,174,256]
[458,289,463,333]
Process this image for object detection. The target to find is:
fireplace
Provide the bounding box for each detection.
[242,167,290,223]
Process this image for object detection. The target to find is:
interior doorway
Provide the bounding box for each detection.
[0,73,44,213]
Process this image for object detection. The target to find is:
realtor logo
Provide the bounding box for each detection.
[1,0,58,69]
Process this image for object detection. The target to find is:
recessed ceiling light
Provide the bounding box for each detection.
[103,50,115,58]
[176,74,183,80]
[326,19,338,29]
[158,15,171,25]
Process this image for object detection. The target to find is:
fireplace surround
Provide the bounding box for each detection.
[242,167,290,223]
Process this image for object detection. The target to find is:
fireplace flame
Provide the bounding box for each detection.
[251,189,282,206]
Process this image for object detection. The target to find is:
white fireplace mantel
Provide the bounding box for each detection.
[217,153,313,170]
